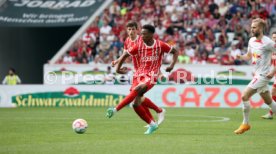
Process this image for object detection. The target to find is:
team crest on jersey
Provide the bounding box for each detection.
[128,47,133,52]
[252,52,261,64]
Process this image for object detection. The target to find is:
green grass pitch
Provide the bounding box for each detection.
[0,107,275,154]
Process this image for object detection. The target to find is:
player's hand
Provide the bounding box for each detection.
[235,54,241,60]
[111,60,118,67]
[116,67,128,74]
[165,66,173,72]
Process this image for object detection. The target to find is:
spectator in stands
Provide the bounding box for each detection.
[2,68,21,85]
[155,22,166,39]
[99,34,111,54]
[120,2,128,16]
[218,2,230,16]
[94,52,105,64]
[217,29,228,47]
[58,0,275,65]
[209,0,219,14]
[178,51,190,64]
[104,50,117,64]
[105,66,116,85]
[212,8,221,20]
[229,42,243,65]
[109,1,121,17]
[63,51,73,64]
[110,36,123,50]
[82,30,96,45]
[100,20,112,35]
[140,13,154,26]
[75,52,87,64]
[185,43,195,61]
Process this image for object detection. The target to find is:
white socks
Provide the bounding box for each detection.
[149,120,156,126]
[268,102,276,113]
[242,101,251,124]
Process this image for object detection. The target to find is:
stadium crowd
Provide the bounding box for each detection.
[57,0,276,65]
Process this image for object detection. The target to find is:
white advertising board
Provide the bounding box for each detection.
[0,85,268,108]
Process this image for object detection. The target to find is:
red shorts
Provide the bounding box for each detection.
[130,75,157,92]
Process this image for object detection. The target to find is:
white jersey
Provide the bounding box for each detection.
[248,36,276,75]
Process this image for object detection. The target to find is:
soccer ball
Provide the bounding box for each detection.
[72,119,88,134]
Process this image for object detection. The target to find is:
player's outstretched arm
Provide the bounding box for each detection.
[116,51,130,74]
[111,50,128,67]
[166,48,179,72]
[236,50,252,61]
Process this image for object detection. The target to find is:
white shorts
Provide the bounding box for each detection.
[248,74,270,93]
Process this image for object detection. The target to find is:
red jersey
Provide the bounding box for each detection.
[127,39,172,77]
[124,35,142,70]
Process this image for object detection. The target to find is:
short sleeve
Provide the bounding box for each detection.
[127,44,138,56]
[247,40,251,53]
[160,41,173,53]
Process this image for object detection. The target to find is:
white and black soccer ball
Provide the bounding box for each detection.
[72,119,88,134]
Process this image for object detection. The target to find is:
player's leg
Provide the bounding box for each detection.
[140,96,155,121]
[142,97,165,125]
[260,89,276,115]
[132,75,157,120]
[132,96,156,127]
[133,83,154,120]
[106,82,146,118]
[261,85,276,119]
[133,97,155,125]
[132,84,158,134]
[234,86,256,134]
[141,75,166,125]
[142,97,163,113]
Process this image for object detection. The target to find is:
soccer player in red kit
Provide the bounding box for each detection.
[112,21,166,127]
[107,24,178,134]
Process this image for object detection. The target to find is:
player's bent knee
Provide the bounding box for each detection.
[132,103,139,107]
[134,84,148,96]
[133,97,141,106]
[241,95,249,101]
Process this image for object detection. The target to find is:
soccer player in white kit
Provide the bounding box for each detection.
[261,31,276,119]
[234,18,276,134]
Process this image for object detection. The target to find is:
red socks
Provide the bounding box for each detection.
[116,90,138,111]
[133,105,152,124]
[115,92,159,124]
[141,103,154,120]
[142,97,162,113]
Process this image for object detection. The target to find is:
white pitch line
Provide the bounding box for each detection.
[166,114,230,123]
